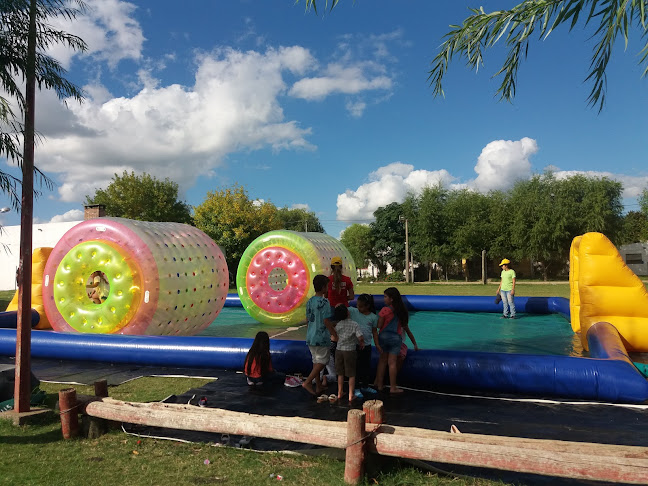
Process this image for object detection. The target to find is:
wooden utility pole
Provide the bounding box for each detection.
[14,0,37,413]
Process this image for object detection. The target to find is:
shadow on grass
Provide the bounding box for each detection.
[0,425,63,445]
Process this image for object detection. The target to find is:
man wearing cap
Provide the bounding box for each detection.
[328,256,355,307]
[496,259,516,319]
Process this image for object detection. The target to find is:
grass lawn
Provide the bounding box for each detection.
[1,289,14,312]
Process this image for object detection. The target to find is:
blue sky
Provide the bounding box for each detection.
[0,0,647,235]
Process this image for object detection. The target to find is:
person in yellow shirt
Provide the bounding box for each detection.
[496,259,516,319]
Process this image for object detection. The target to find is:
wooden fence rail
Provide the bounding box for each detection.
[69,392,648,485]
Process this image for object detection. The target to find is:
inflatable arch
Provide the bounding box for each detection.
[236,230,356,325]
[42,218,229,335]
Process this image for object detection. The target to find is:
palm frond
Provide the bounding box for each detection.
[429,0,648,111]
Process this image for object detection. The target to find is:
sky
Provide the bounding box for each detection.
[0,0,647,236]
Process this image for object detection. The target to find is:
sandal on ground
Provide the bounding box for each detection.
[235,436,252,448]
[328,394,338,403]
[317,394,329,403]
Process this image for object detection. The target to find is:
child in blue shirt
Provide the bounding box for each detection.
[302,274,337,396]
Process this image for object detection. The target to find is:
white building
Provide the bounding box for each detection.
[0,220,83,291]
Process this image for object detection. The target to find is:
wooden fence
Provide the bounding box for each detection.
[59,385,648,485]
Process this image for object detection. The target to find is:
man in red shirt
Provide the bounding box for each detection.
[328,256,355,307]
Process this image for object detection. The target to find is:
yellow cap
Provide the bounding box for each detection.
[331,256,343,266]
[499,258,511,266]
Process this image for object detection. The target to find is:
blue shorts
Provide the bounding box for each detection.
[379,332,402,355]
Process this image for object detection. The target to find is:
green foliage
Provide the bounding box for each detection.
[507,172,623,279]
[193,184,282,273]
[0,0,87,209]
[298,0,341,15]
[277,206,324,233]
[340,223,373,269]
[370,202,405,273]
[383,271,405,282]
[640,189,648,215]
[429,0,648,111]
[85,171,192,224]
[620,211,648,244]
[410,185,450,267]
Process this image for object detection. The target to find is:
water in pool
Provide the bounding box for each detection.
[199,308,583,357]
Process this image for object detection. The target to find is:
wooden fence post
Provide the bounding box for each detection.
[86,380,109,439]
[363,400,383,425]
[59,388,78,439]
[344,409,366,485]
[94,379,108,398]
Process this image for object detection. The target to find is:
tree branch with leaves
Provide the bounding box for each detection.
[429,0,648,112]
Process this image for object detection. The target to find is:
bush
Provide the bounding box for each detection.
[383,272,405,282]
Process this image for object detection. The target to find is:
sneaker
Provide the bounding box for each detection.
[361,387,378,397]
[353,389,364,399]
[284,375,302,388]
[510,316,517,320]
[500,315,509,319]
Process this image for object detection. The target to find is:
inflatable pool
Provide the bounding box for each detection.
[1,295,647,403]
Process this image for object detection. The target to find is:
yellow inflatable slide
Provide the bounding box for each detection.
[570,232,648,351]
[6,247,53,330]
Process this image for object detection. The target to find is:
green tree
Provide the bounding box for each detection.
[85,171,192,224]
[640,189,648,215]
[409,186,450,281]
[193,184,282,274]
[277,207,324,233]
[619,211,648,244]
[340,223,373,275]
[429,1,648,111]
[369,202,404,277]
[1,0,86,209]
[508,173,623,279]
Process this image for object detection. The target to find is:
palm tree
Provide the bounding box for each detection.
[1,0,87,413]
[0,0,87,209]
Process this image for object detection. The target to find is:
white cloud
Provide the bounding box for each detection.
[471,137,538,192]
[287,31,403,116]
[336,162,456,221]
[34,46,318,202]
[290,64,392,100]
[47,0,144,69]
[346,100,367,118]
[50,209,84,223]
[291,203,310,210]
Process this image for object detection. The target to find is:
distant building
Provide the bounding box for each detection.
[618,242,648,277]
[0,205,105,291]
